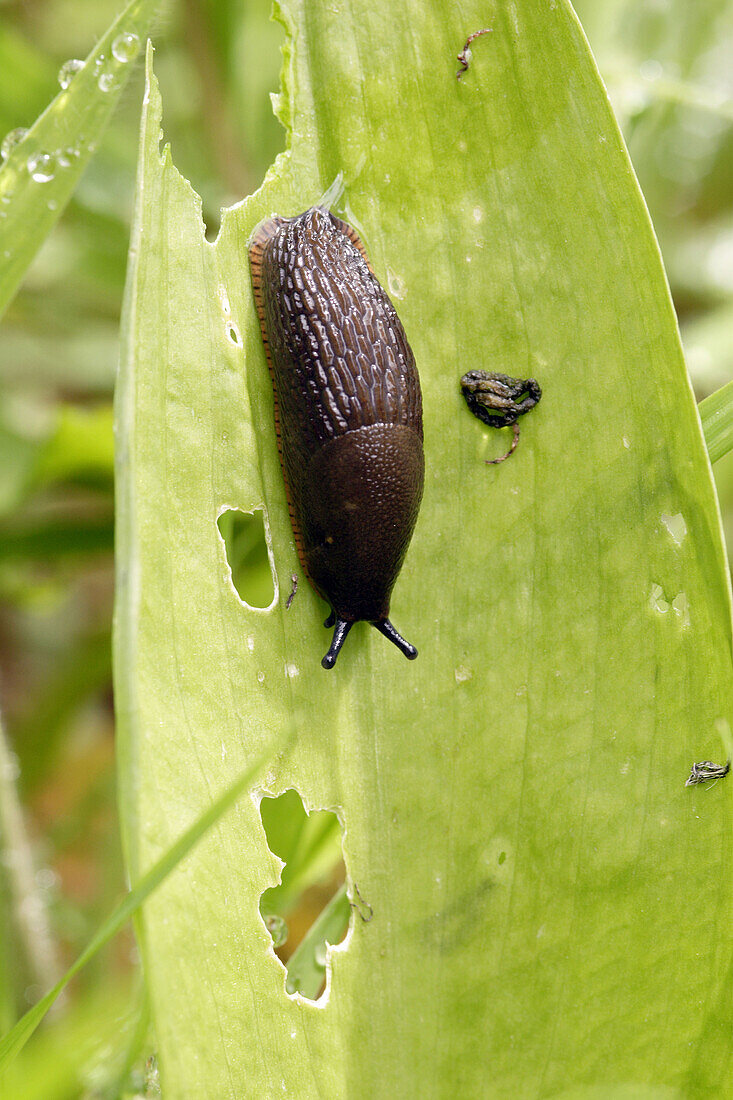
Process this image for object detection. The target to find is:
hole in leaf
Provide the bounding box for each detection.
[259,789,349,1001]
[217,508,274,608]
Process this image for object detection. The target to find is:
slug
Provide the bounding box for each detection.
[249,207,424,669]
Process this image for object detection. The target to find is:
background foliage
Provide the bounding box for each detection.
[0,0,732,1095]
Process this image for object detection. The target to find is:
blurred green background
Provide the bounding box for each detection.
[0,0,732,1092]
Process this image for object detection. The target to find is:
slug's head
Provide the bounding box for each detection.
[321,612,418,670]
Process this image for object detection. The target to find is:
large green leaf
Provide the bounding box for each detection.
[117,3,733,1096]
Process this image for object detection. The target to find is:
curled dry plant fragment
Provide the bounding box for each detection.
[460,371,542,463]
[685,760,730,787]
[249,207,424,669]
[456,28,492,80]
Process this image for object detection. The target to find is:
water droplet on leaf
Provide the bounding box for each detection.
[26,151,56,183]
[57,147,79,168]
[112,31,140,63]
[58,58,84,89]
[1,128,28,160]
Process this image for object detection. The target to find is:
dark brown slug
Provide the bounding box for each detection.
[249,207,424,669]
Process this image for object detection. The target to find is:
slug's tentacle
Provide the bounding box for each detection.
[372,619,418,661]
[322,618,354,669]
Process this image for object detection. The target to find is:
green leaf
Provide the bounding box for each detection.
[700,380,733,464]
[0,741,282,1070]
[117,5,733,1096]
[284,885,351,1000]
[0,0,159,320]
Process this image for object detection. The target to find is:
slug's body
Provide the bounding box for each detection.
[249,207,424,669]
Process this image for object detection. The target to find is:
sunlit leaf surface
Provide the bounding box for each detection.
[117,2,733,1093]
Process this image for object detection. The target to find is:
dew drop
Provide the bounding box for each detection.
[26,151,56,183]
[472,205,484,223]
[257,671,265,683]
[58,58,84,89]
[1,128,28,160]
[454,665,473,684]
[98,71,116,93]
[57,146,79,168]
[112,31,140,64]
[314,942,327,967]
[285,662,299,679]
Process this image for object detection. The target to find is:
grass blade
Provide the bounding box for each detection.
[0,0,159,319]
[700,379,733,464]
[0,737,283,1070]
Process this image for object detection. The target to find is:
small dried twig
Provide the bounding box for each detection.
[456,29,492,80]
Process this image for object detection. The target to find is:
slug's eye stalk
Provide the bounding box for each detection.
[321,615,418,669]
[373,619,418,660]
[322,618,354,669]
